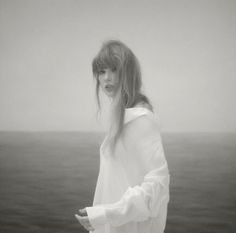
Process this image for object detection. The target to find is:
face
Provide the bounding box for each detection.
[98,68,119,98]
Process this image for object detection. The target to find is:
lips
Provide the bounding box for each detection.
[105,84,114,91]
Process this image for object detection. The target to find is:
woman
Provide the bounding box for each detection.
[75,40,170,233]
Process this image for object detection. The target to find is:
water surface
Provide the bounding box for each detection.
[0,132,235,233]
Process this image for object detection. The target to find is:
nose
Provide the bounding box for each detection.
[104,71,112,82]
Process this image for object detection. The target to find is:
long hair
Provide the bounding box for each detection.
[92,39,153,154]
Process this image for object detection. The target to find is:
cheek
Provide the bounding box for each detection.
[113,74,120,85]
[97,76,102,84]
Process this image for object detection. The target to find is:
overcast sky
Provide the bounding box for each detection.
[0,0,235,132]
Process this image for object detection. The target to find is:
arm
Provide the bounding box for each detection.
[86,115,170,228]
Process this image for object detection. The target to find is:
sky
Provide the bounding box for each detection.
[0,0,235,132]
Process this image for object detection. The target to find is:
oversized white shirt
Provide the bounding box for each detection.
[85,106,170,233]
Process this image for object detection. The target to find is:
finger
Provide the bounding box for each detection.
[84,217,93,228]
[78,217,94,231]
[78,216,90,222]
[76,215,91,227]
[84,221,95,231]
[75,214,85,227]
[76,215,94,231]
[77,211,86,217]
[81,222,90,231]
[83,224,95,232]
[87,226,95,231]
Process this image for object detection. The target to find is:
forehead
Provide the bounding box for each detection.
[93,51,118,74]
[99,67,113,71]
[95,61,116,71]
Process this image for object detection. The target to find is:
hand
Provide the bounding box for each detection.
[75,208,95,232]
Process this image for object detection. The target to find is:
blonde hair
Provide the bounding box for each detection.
[92,39,153,153]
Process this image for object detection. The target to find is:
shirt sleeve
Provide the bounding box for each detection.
[85,114,170,228]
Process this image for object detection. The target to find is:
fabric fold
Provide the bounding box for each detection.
[84,107,170,233]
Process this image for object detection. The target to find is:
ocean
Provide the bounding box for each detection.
[0,132,235,233]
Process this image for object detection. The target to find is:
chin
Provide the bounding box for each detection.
[106,94,114,98]
[105,91,114,97]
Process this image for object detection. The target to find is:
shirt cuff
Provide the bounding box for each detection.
[85,205,107,229]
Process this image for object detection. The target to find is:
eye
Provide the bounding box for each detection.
[111,67,117,72]
[98,69,105,75]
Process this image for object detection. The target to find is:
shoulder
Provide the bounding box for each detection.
[130,113,157,128]
[121,113,162,152]
[124,112,160,139]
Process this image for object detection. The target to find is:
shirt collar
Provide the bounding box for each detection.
[124,107,153,124]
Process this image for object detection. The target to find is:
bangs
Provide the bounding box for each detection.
[92,47,120,76]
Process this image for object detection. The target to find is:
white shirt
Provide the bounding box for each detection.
[85,106,170,233]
